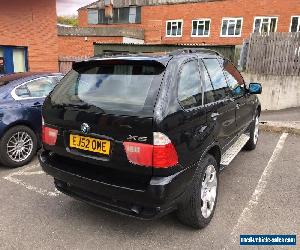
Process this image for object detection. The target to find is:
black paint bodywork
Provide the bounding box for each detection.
[39,52,261,219]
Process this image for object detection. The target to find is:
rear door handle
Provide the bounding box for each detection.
[211,112,220,120]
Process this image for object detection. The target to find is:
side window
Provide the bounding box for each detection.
[48,75,63,85]
[177,60,202,109]
[202,65,215,104]
[203,58,229,101]
[15,85,30,98]
[15,77,57,99]
[222,59,245,97]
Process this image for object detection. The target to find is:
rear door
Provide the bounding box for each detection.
[44,60,166,176]
[202,58,237,149]
[174,58,207,167]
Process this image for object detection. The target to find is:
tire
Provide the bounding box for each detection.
[177,154,219,229]
[0,125,37,168]
[244,113,259,151]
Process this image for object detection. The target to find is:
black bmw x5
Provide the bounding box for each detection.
[39,49,262,229]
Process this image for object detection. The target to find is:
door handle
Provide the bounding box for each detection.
[32,102,42,108]
[211,112,220,120]
[236,103,240,110]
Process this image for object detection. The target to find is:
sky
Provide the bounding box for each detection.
[57,0,94,16]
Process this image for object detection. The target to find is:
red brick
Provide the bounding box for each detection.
[78,0,300,45]
[58,36,123,58]
[0,0,59,72]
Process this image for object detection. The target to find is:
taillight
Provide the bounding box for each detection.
[42,121,58,146]
[123,132,178,168]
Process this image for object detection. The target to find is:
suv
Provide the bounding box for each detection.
[39,49,262,229]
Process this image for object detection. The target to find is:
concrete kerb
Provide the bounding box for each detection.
[260,121,300,135]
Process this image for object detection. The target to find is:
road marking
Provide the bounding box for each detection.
[3,163,60,197]
[225,132,288,249]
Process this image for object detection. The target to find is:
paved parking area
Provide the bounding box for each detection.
[0,131,299,250]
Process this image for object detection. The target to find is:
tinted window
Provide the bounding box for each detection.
[202,65,215,104]
[222,60,245,97]
[177,60,202,109]
[203,58,229,101]
[51,63,165,113]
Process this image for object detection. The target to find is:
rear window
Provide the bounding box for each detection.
[50,61,165,114]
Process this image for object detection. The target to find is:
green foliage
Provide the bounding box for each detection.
[57,15,78,27]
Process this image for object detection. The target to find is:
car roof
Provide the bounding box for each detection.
[78,49,221,66]
[0,72,62,87]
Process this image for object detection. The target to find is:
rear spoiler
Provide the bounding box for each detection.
[72,58,166,73]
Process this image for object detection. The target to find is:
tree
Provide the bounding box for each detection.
[57,15,78,27]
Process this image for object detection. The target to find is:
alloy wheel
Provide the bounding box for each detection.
[6,132,33,163]
[201,164,218,218]
[253,116,259,144]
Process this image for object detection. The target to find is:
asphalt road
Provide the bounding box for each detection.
[0,131,299,250]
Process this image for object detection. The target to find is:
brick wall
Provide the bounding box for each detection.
[0,0,58,72]
[58,36,123,57]
[79,0,300,45]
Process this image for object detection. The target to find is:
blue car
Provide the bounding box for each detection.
[0,72,63,167]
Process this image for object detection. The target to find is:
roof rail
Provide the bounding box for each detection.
[169,48,221,56]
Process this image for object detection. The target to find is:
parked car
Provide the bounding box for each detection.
[39,49,262,229]
[0,72,63,168]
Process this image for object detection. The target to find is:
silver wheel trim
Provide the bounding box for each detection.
[201,164,218,219]
[6,132,33,163]
[253,116,259,144]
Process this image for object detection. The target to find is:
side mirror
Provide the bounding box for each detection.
[249,83,262,94]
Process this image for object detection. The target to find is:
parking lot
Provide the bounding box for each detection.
[0,131,299,250]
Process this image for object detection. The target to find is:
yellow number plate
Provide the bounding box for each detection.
[69,134,111,155]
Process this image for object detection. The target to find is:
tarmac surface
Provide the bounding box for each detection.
[0,131,299,250]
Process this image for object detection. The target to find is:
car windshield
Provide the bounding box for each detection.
[50,61,165,113]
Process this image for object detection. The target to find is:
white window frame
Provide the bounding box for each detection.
[191,18,211,37]
[290,16,300,32]
[166,20,183,37]
[253,16,278,34]
[220,17,243,37]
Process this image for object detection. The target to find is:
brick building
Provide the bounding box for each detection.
[72,0,300,47]
[58,26,144,58]
[0,0,58,74]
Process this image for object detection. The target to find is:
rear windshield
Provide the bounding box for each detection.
[50,61,165,114]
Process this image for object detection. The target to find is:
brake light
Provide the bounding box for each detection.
[42,123,58,146]
[123,132,178,168]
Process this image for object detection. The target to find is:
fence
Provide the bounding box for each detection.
[59,56,89,74]
[246,32,300,76]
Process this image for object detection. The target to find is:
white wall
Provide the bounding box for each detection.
[243,73,300,111]
[122,37,144,44]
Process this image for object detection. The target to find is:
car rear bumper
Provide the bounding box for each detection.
[38,150,196,219]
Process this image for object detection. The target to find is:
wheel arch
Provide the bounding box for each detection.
[206,145,221,171]
[0,120,40,148]
[3,120,37,135]
[257,105,261,117]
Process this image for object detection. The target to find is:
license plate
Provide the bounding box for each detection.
[69,134,111,155]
